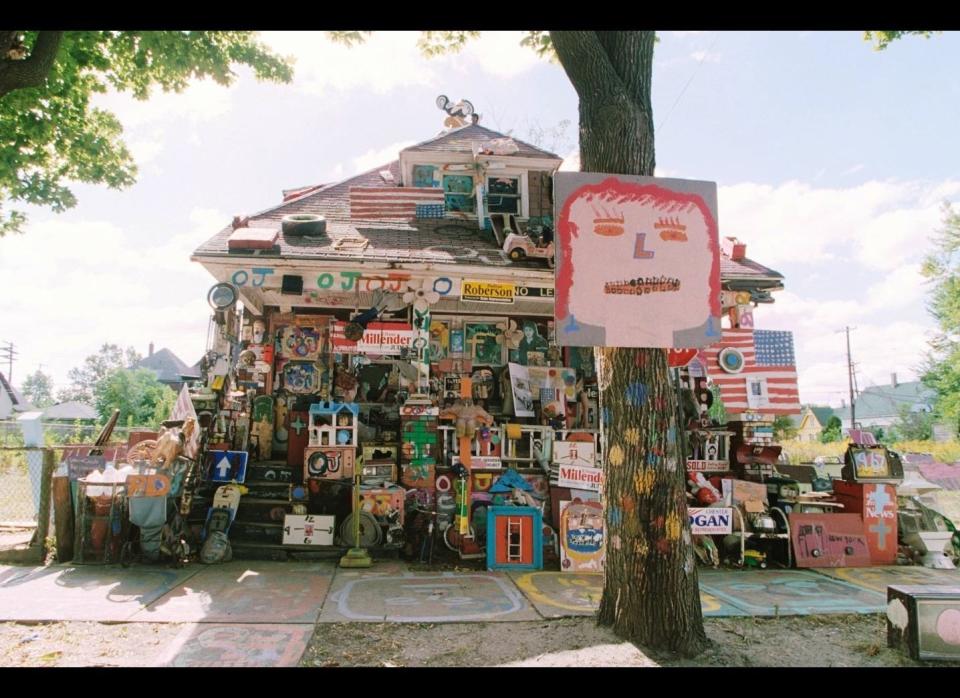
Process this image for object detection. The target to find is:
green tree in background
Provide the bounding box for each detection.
[889,405,936,442]
[921,204,960,438]
[773,415,798,441]
[0,31,293,236]
[820,416,844,443]
[57,343,142,404]
[93,367,175,426]
[20,368,55,408]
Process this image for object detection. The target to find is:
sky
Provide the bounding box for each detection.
[1,30,958,408]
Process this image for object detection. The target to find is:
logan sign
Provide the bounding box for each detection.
[557,464,603,492]
[688,507,733,535]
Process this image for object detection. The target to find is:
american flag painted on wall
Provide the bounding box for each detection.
[349,187,445,221]
[701,328,801,416]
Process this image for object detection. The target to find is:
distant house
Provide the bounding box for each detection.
[135,343,201,392]
[792,405,836,442]
[42,401,98,423]
[834,374,935,430]
[0,371,33,420]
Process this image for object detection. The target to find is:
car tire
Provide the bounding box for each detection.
[282,214,326,236]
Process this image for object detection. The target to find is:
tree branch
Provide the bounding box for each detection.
[0,30,64,97]
[550,31,627,101]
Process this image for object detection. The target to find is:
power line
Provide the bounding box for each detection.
[656,33,720,135]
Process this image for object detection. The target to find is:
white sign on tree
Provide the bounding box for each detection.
[554,174,721,348]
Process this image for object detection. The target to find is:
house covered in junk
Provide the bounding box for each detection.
[183,102,804,569]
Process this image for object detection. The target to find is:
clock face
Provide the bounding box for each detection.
[208,283,237,310]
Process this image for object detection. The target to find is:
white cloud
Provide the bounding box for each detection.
[560,149,579,172]
[460,32,544,79]
[719,178,960,270]
[260,31,439,96]
[259,31,547,97]
[1,208,227,390]
[841,163,865,176]
[92,80,234,129]
[352,141,416,176]
[756,291,936,406]
[690,50,722,63]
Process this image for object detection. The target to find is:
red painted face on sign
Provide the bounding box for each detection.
[556,177,721,348]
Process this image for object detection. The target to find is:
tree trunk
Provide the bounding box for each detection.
[0,31,64,98]
[552,30,707,657]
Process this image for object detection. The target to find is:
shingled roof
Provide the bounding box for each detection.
[137,348,201,385]
[192,124,781,282]
[403,123,561,159]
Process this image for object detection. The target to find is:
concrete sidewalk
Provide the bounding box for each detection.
[0,560,955,666]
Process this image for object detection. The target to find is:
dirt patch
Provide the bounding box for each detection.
[0,613,958,667]
[300,614,960,668]
[0,621,185,667]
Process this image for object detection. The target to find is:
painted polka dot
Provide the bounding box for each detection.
[608,444,625,467]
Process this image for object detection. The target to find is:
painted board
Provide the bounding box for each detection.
[554,172,721,348]
[282,514,335,546]
[553,441,596,468]
[790,513,872,568]
[559,499,605,572]
[304,446,355,480]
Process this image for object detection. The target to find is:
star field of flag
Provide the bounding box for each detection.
[754,330,796,367]
[700,328,801,416]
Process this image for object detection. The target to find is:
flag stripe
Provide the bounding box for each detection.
[704,327,801,415]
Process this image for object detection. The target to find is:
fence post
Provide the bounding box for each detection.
[35,448,55,562]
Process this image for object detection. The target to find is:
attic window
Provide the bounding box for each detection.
[442,174,475,213]
[487,176,520,214]
[413,165,438,188]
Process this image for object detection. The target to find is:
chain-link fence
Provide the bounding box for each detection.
[0,445,54,561]
[0,419,146,562]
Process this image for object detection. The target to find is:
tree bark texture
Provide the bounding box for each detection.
[552,30,707,657]
[0,31,63,98]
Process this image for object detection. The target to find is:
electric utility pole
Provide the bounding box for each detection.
[844,327,856,431]
[0,341,17,382]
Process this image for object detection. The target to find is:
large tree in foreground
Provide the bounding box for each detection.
[0,31,293,236]
[551,31,706,656]
[335,29,707,655]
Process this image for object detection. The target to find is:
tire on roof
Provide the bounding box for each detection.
[282,214,326,236]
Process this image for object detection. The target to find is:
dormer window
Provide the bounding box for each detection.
[413,165,438,188]
[487,176,520,215]
[442,174,475,213]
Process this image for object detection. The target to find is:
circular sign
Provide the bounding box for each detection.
[306,450,331,477]
[207,282,238,310]
[718,347,745,374]
[435,474,452,492]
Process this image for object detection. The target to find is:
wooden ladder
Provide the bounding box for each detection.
[507,517,523,562]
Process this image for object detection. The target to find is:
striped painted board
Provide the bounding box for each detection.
[349,186,445,221]
[700,328,801,416]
